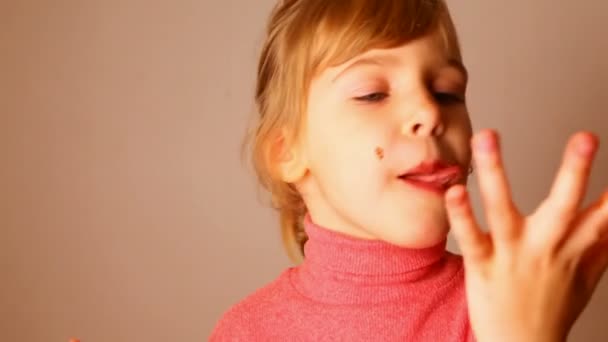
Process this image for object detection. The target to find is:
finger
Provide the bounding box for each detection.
[542,132,599,225]
[584,239,608,293]
[472,129,520,241]
[562,190,608,259]
[445,184,491,263]
[575,200,608,294]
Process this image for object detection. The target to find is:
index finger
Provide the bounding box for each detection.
[472,129,521,241]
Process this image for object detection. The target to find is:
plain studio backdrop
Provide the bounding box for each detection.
[1,1,607,341]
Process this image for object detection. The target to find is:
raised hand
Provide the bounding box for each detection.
[445,129,608,342]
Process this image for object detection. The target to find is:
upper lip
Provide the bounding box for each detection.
[399,159,464,184]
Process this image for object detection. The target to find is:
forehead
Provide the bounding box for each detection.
[322,32,466,83]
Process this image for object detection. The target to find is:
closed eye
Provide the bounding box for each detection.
[354,92,389,103]
[434,92,464,105]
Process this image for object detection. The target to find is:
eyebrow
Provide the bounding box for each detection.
[330,55,469,83]
[331,55,401,83]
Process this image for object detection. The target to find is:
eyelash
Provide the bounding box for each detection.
[433,92,465,105]
[354,92,464,105]
[354,92,389,103]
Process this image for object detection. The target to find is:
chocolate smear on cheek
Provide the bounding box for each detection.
[375,147,384,160]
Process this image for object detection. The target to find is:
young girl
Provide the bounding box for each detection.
[211,0,608,341]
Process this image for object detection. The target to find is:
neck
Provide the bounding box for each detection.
[290,214,461,305]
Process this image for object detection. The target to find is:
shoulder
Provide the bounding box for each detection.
[209,268,297,341]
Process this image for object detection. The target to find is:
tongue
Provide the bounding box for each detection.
[404,174,441,182]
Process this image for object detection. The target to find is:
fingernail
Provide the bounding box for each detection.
[446,186,466,205]
[474,131,496,153]
[576,136,596,157]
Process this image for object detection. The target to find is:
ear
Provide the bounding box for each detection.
[273,130,308,183]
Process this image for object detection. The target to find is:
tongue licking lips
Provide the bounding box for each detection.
[401,173,452,186]
[400,175,451,194]
[397,164,464,195]
[405,174,442,182]
[398,168,462,195]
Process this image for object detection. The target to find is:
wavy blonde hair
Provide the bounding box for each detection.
[243,0,462,263]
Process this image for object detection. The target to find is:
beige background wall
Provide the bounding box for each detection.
[1,1,606,341]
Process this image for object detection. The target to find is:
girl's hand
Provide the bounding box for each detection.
[445,129,608,342]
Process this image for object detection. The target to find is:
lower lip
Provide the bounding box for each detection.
[400,178,449,195]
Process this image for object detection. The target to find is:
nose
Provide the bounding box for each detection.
[401,97,444,137]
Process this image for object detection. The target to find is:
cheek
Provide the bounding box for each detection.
[375,147,385,160]
[307,117,386,196]
[314,132,380,180]
[445,113,473,162]
[308,102,385,165]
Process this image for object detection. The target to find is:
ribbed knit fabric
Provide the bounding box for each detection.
[210,215,474,341]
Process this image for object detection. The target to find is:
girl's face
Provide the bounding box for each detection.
[295,31,472,248]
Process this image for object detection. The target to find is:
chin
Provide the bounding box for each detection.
[381,212,450,249]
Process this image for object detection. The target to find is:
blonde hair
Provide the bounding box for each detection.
[244,0,462,263]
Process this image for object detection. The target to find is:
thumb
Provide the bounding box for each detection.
[445,184,491,263]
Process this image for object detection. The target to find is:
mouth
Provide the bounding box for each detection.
[398,160,464,195]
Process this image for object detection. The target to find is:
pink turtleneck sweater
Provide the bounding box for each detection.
[210,216,475,341]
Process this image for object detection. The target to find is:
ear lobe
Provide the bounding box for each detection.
[279,150,307,183]
[274,133,308,183]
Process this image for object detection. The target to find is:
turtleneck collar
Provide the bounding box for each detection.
[290,214,463,305]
